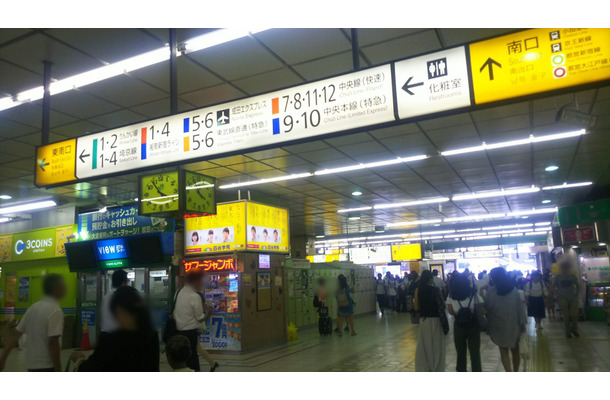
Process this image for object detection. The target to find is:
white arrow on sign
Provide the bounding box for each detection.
[395,46,472,119]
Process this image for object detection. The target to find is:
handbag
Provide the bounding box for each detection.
[435,288,449,335]
[519,334,531,360]
[162,288,183,343]
[336,289,349,307]
[474,295,488,332]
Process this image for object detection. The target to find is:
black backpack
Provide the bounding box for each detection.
[455,296,475,329]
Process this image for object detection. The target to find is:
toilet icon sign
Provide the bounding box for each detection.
[427,58,448,79]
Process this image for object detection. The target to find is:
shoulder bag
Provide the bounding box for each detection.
[435,287,449,335]
[162,287,183,344]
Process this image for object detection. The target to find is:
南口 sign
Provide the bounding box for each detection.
[36,66,394,187]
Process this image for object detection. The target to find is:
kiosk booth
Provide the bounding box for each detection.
[66,232,175,346]
[183,200,288,352]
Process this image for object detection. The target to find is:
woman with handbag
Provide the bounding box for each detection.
[446,272,485,372]
[414,270,448,372]
[484,267,527,372]
[335,274,357,337]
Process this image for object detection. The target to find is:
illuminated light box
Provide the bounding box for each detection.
[183,257,236,273]
[259,254,270,269]
[391,243,423,261]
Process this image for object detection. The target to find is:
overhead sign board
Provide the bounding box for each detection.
[0,225,73,262]
[431,252,463,260]
[463,249,503,259]
[391,243,422,261]
[395,46,472,118]
[36,66,394,187]
[470,28,610,104]
[348,246,392,264]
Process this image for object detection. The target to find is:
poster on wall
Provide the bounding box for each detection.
[257,272,272,311]
[199,313,242,351]
[246,202,289,253]
[0,234,13,262]
[185,202,247,254]
[18,277,30,302]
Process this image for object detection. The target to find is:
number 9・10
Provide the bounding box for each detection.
[283,110,321,133]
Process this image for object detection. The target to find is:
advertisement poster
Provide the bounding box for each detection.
[18,277,30,302]
[257,272,272,311]
[0,234,12,262]
[5,275,17,308]
[246,202,289,253]
[55,226,72,257]
[185,202,246,254]
[199,312,242,351]
[242,274,252,286]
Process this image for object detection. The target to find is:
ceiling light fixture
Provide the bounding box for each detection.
[374,197,450,210]
[452,186,540,201]
[440,129,586,157]
[0,200,57,215]
[348,215,361,221]
[219,172,313,189]
[315,235,325,239]
[0,195,12,200]
[314,155,427,176]
[535,222,551,226]
[545,165,559,172]
[0,217,10,223]
[0,29,271,113]
[386,219,443,228]
[541,199,552,204]
[542,181,593,190]
[351,191,363,196]
[337,206,373,213]
[484,223,533,230]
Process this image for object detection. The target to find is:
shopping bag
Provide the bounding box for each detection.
[519,334,531,360]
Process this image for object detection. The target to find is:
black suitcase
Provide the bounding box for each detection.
[318,306,332,336]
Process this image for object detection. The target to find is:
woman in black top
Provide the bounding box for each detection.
[414,270,447,372]
[72,286,160,372]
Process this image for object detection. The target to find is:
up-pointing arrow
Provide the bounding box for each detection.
[480,57,502,81]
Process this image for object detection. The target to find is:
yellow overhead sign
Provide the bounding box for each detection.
[35,139,77,187]
[391,243,422,261]
[470,28,610,104]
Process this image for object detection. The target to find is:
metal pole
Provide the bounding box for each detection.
[351,28,360,71]
[41,60,52,145]
[169,28,178,114]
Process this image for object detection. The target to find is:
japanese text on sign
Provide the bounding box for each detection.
[183,258,236,273]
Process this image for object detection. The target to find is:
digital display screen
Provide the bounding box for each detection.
[95,238,127,261]
[127,235,163,265]
[66,242,98,272]
[259,254,270,269]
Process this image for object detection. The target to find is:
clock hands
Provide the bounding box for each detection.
[151,180,167,197]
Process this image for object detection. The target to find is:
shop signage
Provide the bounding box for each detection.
[101,259,130,269]
[199,313,241,351]
[558,198,610,225]
[0,225,73,262]
[183,258,236,273]
[469,28,610,104]
[562,225,597,243]
[431,252,463,260]
[95,238,127,261]
[77,205,174,241]
[36,65,394,187]
[35,29,610,188]
[463,249,503,259]
[348,245,392,264]
[394,46,472,119]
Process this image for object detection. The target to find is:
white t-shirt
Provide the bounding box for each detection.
[384,278,396,296]
[447,294,484,312]
[475,274,489,291]
[16,297,64,369]
[524,280,549,298]
[100,289,119,333]
[433,276,446,290]
[375,279,386,295]
[174,285,205,331]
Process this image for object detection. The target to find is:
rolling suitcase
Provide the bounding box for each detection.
[318,306,332,336]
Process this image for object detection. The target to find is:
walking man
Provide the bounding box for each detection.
[0,274,66,372]
[174,272,206,371]
[554,262,581,338]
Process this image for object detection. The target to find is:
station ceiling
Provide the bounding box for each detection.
[0,28,608,236]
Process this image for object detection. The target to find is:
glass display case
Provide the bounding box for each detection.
[585,282,610,322]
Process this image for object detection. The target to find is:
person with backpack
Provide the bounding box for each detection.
[446,272,484,372]
[524,270,549,330]
[335,274,356,336]
[414,270,448,372]
[375,273,386,315]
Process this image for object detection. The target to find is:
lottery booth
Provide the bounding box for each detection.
[183,200,289,352]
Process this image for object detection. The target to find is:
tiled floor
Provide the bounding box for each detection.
[3,313,609,372]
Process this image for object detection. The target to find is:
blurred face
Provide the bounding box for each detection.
[263,232,268,240]
[223,231,229,240]
[251,229,256,239]
[274,232,278,241]
[192,233,198,244]
[114,307,137,331]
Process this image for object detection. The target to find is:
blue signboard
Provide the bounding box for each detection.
[95,238,128,261]
[81,308,96,327]
[77,205,175,241]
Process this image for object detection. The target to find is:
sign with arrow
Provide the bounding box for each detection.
[394,46,472,119]
[35,138,77,187]
[469,28,610,104]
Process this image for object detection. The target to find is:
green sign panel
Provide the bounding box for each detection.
[0,225,73,263]
[101,259,130,269]
[558,198,610,226]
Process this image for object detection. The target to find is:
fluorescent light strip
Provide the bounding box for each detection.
[457,228,482,232]
[337,206,373,213]
[0,217,10,223]
[387,219,442,228]
[452,186,539,201]
[374,197,449,210]
[535,222,551,226]
[507,208,557,217]
[443,213,507,223]
[483,223,533,231]
[542,181,593,190]
[219,172,313,189]
[443,232,489,239]
[0,29,270,113]
[314,155,427,176]
[0,200,57,214]
[441,129,586,156]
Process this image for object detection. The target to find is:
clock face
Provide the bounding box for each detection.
[140,172,180,214]
[185,171,216,214]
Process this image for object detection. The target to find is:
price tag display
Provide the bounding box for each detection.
[51,65,395,185]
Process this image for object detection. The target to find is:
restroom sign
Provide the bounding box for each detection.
[470,28,610,104]
[394,46,472,119]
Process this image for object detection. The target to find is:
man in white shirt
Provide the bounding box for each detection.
[432,269,447,298]
[174,272,206,372]
[0,274,66,372]
[100,269,129,341]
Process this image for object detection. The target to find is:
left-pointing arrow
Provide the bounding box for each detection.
[39,158,50,172]
[401,76,424,95]
[79,149,91,163]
